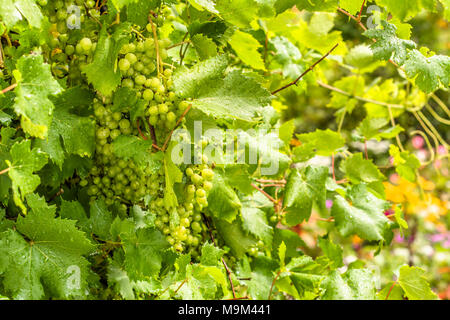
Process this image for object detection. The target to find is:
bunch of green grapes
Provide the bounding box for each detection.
[117,35,191,137]
[81,99,150,205]
[40,0,98,82]
[150,163,214,255]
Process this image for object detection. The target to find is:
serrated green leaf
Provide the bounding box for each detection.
[320,269,376,300]
[284,166,328,226]
[228,30,266,71]
[0,0,43,29]
[404,50,450,93]
[356,117,404,141]
[216,0,259,28]
[317,236,343,269]
[36,87,95,168]
[332,184,392,241]
[364,21,416,65]
[82,24,131,96]
[341,153,385,184]
[208,171,241,222]
[14,54,62,139]
[0,194,93,299]
[398,265,438,300]
[294,129,345,161]
[389,145,421,182]
[191,34,217,60]
[7,140,48,212]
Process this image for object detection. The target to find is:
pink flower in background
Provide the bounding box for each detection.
[437,145,447,155]
[326,200,333,209]
[389,156,395,165]
[412,136,425,149]
[429,232,450,248]
[384,209,394,216]
[430,234,446,242]
[434,159,442,169]
[394,234,405,243]
[389,173,400,184]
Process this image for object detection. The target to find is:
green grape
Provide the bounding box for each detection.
[79,38,93,52]
[119,58,131,71]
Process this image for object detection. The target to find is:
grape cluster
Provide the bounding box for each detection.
[78,7,215,254]
[40,0,98,82]
[151,163,214,254]
[117,36,190,135]
[81,100,149,205]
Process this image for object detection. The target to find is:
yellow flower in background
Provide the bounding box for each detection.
[384,176,448,223]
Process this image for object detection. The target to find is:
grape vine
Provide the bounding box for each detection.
[0,0,448,301]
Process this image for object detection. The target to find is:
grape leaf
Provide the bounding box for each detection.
[404,49,450,93]
[175,60,272,122]
[208,171,241,222]
[283,166,328,226]
[126,0,160,26]
[216,0,259,28]
[82,24,131,96]
[36,87,96,168]
[112,135,162,171]
[317,236,343,269]
[228,30,266,71]
[398,265,438,300]
[163,142,183,211]
[320,269,376,300]
[241,203,273,245]
[191,34,217,60]
[173,55,228,98]
[331,184,392,241]
[0,194,93,299]
[389,145,421,182]
[200,242,224,266]
[294,129,345,161]
[356,117,404,141]
[6,140,48,212]
[0,0,43,29]
[214,217,257,258]
[13,54,63,139]
[187,0,219,14]
[340,153,385,184]
[275,0,338,13]
[110,0,140,11]
[363,20,416,65]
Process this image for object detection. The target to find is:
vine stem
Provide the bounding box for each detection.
[251,183,277,203]
[357,0,367,21]
[431,94,450,118]
[255,178,286,184]
[387,105,405,152]
[148,13,162,76]
[317,81,403,109]
[161,104,192,152]
[1,83,17,94]
[0,167,10,175]
[425,104,450,125]
[331,154,336,181]
[271,43,339,95]
[167,40,190,49]
[364,140,369,160]
[268,270,282,300]
[385,281,398,300]
[136,119,148,140]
